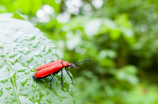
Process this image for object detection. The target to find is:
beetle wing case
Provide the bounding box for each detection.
[35,63,64,78]
[36,60,63,71]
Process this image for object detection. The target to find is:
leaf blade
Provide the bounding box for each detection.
[0,13,75,104]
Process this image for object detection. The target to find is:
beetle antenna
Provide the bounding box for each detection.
[75,59,92,65]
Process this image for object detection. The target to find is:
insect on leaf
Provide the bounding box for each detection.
[0,13,76,104]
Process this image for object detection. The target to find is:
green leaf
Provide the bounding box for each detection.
[0,13,76,104]
[12,13,26,20]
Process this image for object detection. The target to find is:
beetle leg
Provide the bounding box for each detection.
[61,69,63,87]
[50,73,55,89]
[65,67,74,83]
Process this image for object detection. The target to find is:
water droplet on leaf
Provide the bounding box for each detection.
[20,78,28,87]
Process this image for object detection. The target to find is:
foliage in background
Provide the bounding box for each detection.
[0,0,158,103]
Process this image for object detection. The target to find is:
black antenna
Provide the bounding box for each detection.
[75,59,92,65]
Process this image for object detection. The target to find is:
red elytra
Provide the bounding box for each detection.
[32,59,92,89]
[35,61,69,78]
[36,60,63,71]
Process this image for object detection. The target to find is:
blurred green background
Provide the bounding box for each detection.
[1,0,158,103]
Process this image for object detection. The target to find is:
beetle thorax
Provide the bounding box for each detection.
[63,61,69,67]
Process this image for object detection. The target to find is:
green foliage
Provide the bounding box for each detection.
[0,14,75,104]
[12,13,26,20]
[0,0,60,15]
[1,0,158,104]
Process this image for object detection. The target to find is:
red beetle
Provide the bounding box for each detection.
[32,59,92,88]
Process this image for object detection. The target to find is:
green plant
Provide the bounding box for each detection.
[0,14,75,104]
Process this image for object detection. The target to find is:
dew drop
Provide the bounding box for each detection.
[46,91,49,95]
[37,92,44,101]
[33,45,38,48]
[6,86,11,90]
[0,88,3,97]
[29,97,35,103]
[0,78,8,83]
[9,53,17,58]
[26,57,33,63]
[1,55,5,57]
[30,68,35,72]
[20,78,28,87]
[10,73,16,86]
[25,36,36,41]
[17,69,25,72]
[46,99,52,103]
[10,92,13,95]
